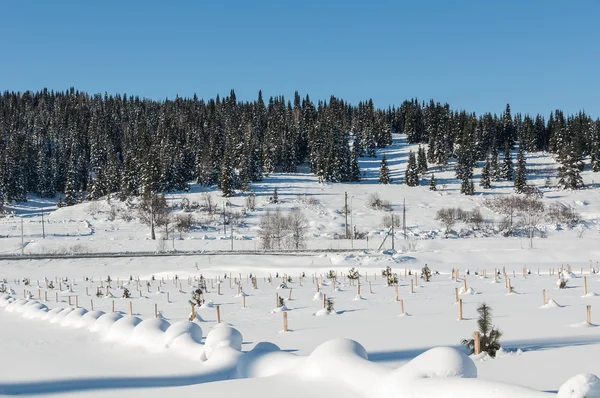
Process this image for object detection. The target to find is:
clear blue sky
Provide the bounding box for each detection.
[1,0,598,117]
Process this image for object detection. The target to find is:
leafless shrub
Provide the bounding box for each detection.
[435,208,455,235]
[245,192,256,211]
[367,193,392,211]
[108,205,118,221]
[258,208,308,250]
[546,203,579,224]
[175,214,193,235]
[201,192,215,214]
[382,214,402,228]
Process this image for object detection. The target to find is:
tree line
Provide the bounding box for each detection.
[1,89,599,208]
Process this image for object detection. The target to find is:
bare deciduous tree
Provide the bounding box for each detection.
[138,193,169,240]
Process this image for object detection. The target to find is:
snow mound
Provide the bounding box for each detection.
[395,347,478,380]
[42,307,66,321]
[22,303,49,319]
[204,323,243,359]
[49,307,74,324]
[5,299,30,313]
[570,322,597,328]
[558,373,600,398]
[61,308,88,327]
[79,310,106,328]
[237,342,300,378]
[459,287,476,295]
[583,292,599,298]
[271,305,289,313]
[353,294,365,301]
[315,308,337,316]
[164,321,203,347]
[130,318,170,350]
[541,299,563,309]
[90,312,123,334]
[106,316,142,342]
[313,292,324,301]
[200,301,214,309]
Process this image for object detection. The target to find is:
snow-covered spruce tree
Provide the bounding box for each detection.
[501,144,513,181]
[429,174,437,191]
[218,155,235,197]
[591,119,600,172]
[378,154,391,184]
[272,188,279,204]
[557,143,584,190]
[490,152,501,182]
[326,298,335,313]
[122,288,131,298]
[417,146,428,174]
[189,287,205,320]
[347,267,359,285]
[460,178,474,195]
[455,144,474,181]
[461,303,502,357]
[405,150,419,186]
[479,157,491,189]
[514,147,527,193]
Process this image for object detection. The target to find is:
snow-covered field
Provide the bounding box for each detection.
[2,135,600,397]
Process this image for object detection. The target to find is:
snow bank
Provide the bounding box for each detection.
[79,310,105,328]
[22,302,49,319]
[49,307,74,324]
[541,299,563,309]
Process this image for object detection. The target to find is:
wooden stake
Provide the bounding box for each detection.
[543,289,547,306]
[587,305,592,324]
[584,276,588,296]
[357,284,361,296]
[112,300,115,313]
[288,288,293,300]
[507,279,512,294]
[129,301,133,316]
[410,279,414,293]
[216,305,221,324]
[86,287,89,296]
[68,296,72,306]
[474,331,481,355]
[218,284,221,295]
[323,294,327,309]
[463,278,467,292]
[369,282,372,294]
[75,296,79,308]
[455,287,459,303]
[400,299,405,315]
[91,300,94,311]
[283,311,288,332]
[458,299,463,320]
[167,292,170,303]
[276,293,279,308]
[243,295,246,308]
[154,303,158,318]
[395,284,399,301]
[55,292,58,302]
[44,291,47,301]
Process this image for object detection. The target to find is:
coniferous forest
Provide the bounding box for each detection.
[0,88,599,206]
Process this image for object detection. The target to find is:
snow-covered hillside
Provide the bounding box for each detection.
[1,134,600,397]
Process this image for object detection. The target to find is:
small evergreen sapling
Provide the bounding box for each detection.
[461,303,502,357]
[378,155,391,184]
[0,284,6,294]
[48,281,55,290]
[278,296,285,308]
[326,298,335,313]
[122,288,131,299]
[421,264,432,282]
[381,266,398,286]
[347,268,360,285]
[558,277,568,289]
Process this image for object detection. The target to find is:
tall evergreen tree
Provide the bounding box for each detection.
[501,144,514,180]
[429,174,437,191]
[461,178,475,195]
[557,143,584,190]
[514,147,527,193]
[378,154,391,184]
[417,146,428,174]
[405,151,419,186]
[480,157,491,189]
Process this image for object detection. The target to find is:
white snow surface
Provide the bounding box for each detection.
[2,134,600,396]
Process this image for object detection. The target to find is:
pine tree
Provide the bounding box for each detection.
[429,174,437,191]
[480,157,491,189]
[272,188,279,203]
[417,146,428,174]
[404,151,419,186]
[378,154,391,184]
[514,147,527,193]
[557,143,584,190]
[461,178,474,195]
[461,303,502,357]
[219,156,235,197]
[501,144,513,180]
[491,152,501,182]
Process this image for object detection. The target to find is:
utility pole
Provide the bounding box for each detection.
[21,217,24,255]
[344,191,349,239]
[350,196,354,250]
[223,202,226,235]
[41,208,45,239]
[231,223,234,251]
[391,213,395,251]
[403,198,407,239]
